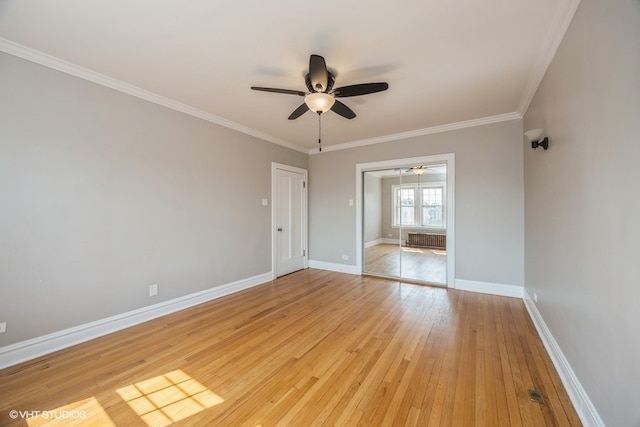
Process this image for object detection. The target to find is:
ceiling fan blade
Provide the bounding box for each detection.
[288,103,309,120]
[333,82,389,98]
[331,100,356,119]
[309,54,329,92]
[251,86,306,96]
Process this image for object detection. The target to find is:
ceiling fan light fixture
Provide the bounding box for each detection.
[251,54,388,122]
[304,92,335,114]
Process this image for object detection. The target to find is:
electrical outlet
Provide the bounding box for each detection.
[149,284,158,297]
[342,255,349,260]
[0,322,6,334]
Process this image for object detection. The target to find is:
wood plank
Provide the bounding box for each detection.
[0,269,581,426]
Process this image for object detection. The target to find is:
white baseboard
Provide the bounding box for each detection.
[364,238,398,248]
[308,260,360,275]
[0,272,272,370]
[364,238,382,248]
[522,290,604,427]
[454,278,524,298]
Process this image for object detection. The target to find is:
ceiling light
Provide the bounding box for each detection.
[413,166,425,175]
[304,92,335,114]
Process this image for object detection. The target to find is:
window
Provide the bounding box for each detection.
[396,187,416,226]
[422,187,444,227]
[393,183,445,228]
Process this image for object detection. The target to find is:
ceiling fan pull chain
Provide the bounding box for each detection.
[318,111,322,152]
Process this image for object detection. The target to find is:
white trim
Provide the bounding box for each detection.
[356,154,455,288]
[309,113,521,154]
[454,279,523,298]
[4,34,572,155]
[308,261,360,275]
[2,3,581,158]
[364,238,384,248]
[0,38,307,154]
[523,290,604,427]
[380,238,399,245]
[364,239,410,248]
[517,0,582,115]
[271,163,308,278]
[0,272,272,370]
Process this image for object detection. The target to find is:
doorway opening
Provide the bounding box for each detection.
[355,154,454,287]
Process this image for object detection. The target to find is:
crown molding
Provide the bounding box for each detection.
[1,0,579,158]
[0,38,308,154]
[308,112,522,154]
[517,0,582,115]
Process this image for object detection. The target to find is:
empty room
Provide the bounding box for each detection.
[1,1,638,426]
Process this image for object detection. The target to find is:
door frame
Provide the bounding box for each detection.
[355,154,455,288]
[271,162,308,279]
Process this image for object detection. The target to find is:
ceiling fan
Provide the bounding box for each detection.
[395,166,427,175]
[396,165,443,175]
[251,54,389,121]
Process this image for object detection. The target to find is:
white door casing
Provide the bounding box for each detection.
[272,163,307,278]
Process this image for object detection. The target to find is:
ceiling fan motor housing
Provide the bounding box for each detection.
[305,72,335,93]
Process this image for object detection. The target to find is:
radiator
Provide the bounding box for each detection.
[406,233,446,249]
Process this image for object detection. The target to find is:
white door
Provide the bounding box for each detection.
[274,166,307,277]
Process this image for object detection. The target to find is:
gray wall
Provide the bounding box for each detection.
[309,119,525,287]
[523,1,640,425]
[363,173,382,245]
[0,52,307,346]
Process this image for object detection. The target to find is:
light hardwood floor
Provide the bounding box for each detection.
[365,243,447,284]
[0,269,581,426]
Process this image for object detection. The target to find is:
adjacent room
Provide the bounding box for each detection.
[363,163,449,285]
[1,1,638,426]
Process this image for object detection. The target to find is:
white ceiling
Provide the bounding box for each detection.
[0,0,579,153]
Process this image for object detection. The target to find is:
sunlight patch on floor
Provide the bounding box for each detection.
[116,369,223,427]
[402,247,427,253]
[401,247,446,256]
